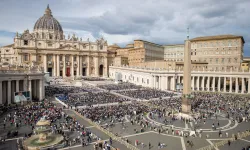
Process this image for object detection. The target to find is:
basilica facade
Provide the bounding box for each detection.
[0,5,115,78]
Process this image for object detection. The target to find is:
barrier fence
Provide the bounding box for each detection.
[74,110,139,150]
[197,131,250,150]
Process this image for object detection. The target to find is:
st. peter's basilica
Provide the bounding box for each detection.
[0,5,115,78]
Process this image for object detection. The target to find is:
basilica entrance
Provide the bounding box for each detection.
[47,68,52,76]
[99,65,103,76]
[66,68,70,77]
[82,68,86,76]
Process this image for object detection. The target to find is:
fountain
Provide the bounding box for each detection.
[23,116,64,150]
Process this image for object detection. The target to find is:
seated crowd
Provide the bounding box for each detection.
[97,83,142,91]
[116,88,174,100]
[61,92,130,106]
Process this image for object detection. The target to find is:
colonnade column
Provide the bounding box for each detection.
[229,77,232,93]
[207,77,210,91]
[235,77,239,93]
[16,80,19,92]
[62,55,66,77]
[43,54,47,72]
[242,78,245,94]
[53,55,56,76]
[197,76,200,91]
[56,55,60,77]
[201,76,205,91]
[212,77,215,92]
[0,81,2,104]
[158,76,161,90]
[191,76,195,90]
[173,76,176,91]
[8,81,11,104]
[218,77,221,92]
[248,78,250,94]
[76,55,80,77]
[166,76,168,90]
[71,55,74,78]
[224,77,227,92]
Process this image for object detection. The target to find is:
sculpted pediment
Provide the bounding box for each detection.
[58,44,78,50]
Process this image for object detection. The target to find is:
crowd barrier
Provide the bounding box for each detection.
[74,111,139,150]
[197,131,250,150]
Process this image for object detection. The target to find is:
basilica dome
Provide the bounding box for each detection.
[33,5,63,33]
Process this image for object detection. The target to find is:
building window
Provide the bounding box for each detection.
[100,45,103,50]
[24,40,28,45]
[60,44,63,47]
[38,55,42,61]
[74,45,77,48]
[235,58,238,63]
[24,54,29,61]
[60,56,62,61]
[48,44,52,47]
[147,79,149,84]
[216,58,218,64]
[222,58,224,63]
[6,50,9,52]
[74,56,76,61]
[228,58,231,63]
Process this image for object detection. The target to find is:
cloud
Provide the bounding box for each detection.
[0,0,249,56]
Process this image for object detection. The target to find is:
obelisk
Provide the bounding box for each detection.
[182,28,191,113]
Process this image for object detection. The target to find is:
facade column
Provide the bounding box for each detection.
[79,56,82,76]
[94,57,99,76]
[76,55,80,77]
[16,80,19,92]
[71,55,74,78]
[212,77,216,92]
[104,57,108,77]
[229,77,232,93]
[248,78,250,94]
[39,79,43,100]
[201,76,205,91]
[218,77,221,92]
[197,76,200,91]
[207,76,210,91]
[0,81,2,104]
[29,80,32,100]
[8,80,11,104]
[62,55,66,77]
[242,78,245,94]
[56,55,60,77]
[43,54,47,72]
[53,55,56,76]
[87,56,90,76]
[224,77,227,92]
[235,77,239,93]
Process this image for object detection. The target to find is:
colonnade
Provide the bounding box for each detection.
[0,73,44,105]
[151,75,250,94]
[43,54,108,77]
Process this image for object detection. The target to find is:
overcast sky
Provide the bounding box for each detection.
[0,0,249,56]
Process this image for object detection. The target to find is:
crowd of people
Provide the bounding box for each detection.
[98,83,142,91]
[116,89,174,100]
[62,92,130,107]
